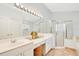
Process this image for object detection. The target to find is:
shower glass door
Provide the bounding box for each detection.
[56,23,66,47]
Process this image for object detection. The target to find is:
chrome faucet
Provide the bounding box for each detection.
[8,33,16,43]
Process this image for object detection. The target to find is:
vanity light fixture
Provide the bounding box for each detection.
[14,3,43,17]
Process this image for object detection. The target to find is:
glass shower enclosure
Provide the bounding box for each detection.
[55,23,66,47]
[55,20,73,47]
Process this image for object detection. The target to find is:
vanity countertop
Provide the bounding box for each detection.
[0,33,53,54]
[0,38,33,54]
[25,33,53,44]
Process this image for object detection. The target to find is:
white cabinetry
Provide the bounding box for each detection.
[21,44,33,56]
[23,50,33,56]
[0,43,33,56]
[0,47,22,56]
[45,38,52,54]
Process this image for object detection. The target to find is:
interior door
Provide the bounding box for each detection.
[56,24,65,47]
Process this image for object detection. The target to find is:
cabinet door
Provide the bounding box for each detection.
[0,47,22,56]
[22,44,33,56]
[23,49,33,56]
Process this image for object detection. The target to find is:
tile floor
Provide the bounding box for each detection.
[46,47,77,56]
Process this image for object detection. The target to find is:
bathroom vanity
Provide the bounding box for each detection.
[0,33,55,56]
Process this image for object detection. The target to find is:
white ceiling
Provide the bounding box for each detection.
[44,3,79,12]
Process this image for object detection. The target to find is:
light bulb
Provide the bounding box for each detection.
[25,8,27,10]
[28,9,31,12]
[33,12,35,15]
[30,10,33,14]
[15,3,20,6]
[24,8,27,11]
[27,9,31,13]
[20,5,24,9]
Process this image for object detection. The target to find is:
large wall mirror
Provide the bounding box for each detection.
[0,4,40,39]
